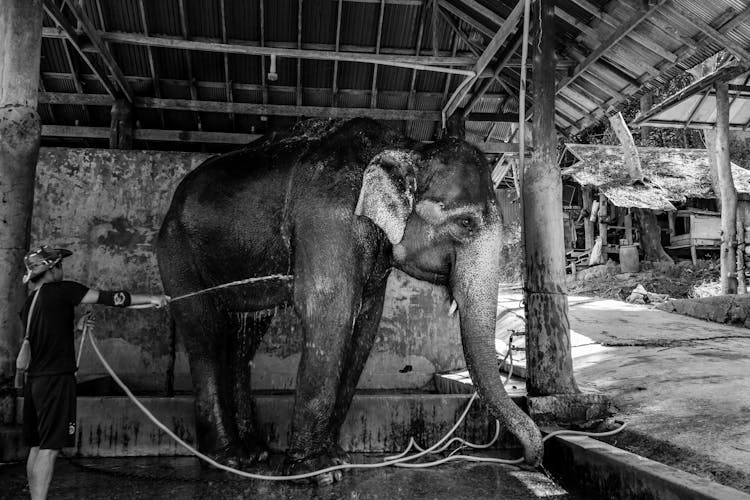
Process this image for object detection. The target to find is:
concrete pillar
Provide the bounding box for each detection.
[0,0,43,400]
[523,0,578,396]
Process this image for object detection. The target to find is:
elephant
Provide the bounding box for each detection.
[156,118,543,483]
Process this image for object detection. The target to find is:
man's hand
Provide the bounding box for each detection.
[150,295,171,308]
[76,312,95,332]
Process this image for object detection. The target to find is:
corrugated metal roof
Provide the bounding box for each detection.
[38,0,750,150]
[633,65,750,130]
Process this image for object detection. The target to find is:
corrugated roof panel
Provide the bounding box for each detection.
[376,66,412,92]
[40,38,71,74]
[337,92,370,109]
[377,92,408,111]
[407,121,437,142]
[144,0,183,36]
[381,3,421,50]
[301,59,334,89]
[191,51,226,82]
[265,0,298,44]
[228,54,262,85]
[233,88,264,104]
[301,0,337,45]
[225,0,259,40]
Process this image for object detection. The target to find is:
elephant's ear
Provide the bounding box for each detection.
[355,150,418,245]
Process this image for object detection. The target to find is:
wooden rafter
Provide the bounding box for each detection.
[438,0,494,38]
[556,0,667,95]
[43,28,479,61]
[440,29,460,139]
[137,0,166,129]
[431,0,439,56]
[461,31,522,118]
[92,31,475,74]
[407,0,429,136]
[220,0,235,130]
[371,0,386,109]
[42,0,119,98]
[60,38,92,124]
[443,0,523,118]
[59,0,134,102]
[662,3,750,63]
[41,73,510,101]
[441,12,516,97]
[332,0,343,106]
[177,0,202,131]
[297,0,303,107]
[260,0,268,106]
[39,91,518,123]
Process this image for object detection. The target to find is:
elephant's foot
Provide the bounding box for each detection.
[204,441,269,470]
[283,448,349,486]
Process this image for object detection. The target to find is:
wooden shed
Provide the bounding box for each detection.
[561,144,750,264]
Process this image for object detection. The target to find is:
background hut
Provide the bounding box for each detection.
[561,144,750,266]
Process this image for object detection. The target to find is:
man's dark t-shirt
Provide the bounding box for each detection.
[20,281,89,376]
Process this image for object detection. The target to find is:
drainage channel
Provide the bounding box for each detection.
[544,434,750,500]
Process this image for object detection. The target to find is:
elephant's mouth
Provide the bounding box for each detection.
[393,259,449,286]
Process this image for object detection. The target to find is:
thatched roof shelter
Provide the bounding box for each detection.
[562,144,750,211]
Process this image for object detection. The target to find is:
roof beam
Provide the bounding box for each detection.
[39,91,514,123]
[177,0,203,131]
[462,31,522,117]
[92,31,475,73]
[371,0,387,109]
[42,125,263,144]
[296,0,303,106]
[220,0,235,130]
[42,125,520,153]
[332,0,343,106]
[58,0,134,102]
[40,74,511,100]
[661,3,750,63]
[407,1,429,136]
[443,0,523,118]
[42,1,119,98]
[556,0,667,94]
[138,0,166,128]
[438,0,494,38]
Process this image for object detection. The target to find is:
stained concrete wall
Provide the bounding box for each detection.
[31,147,465,393]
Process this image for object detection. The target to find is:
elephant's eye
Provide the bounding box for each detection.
[460,217,474,229]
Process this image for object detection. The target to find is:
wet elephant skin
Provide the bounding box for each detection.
[156,118,542,483]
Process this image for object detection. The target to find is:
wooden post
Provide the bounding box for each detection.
[523,0,578,396]
[715,81,738,294]
[582,186,594,249]
[109,98,134,149]
[598,194,608,255]
[668,211,676,240]
[624,210,633,245]
[0,0,44,396]
[737,214,746,294]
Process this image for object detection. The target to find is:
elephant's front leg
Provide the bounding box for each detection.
[285,239,362,484]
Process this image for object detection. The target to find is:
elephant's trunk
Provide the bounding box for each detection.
[451,219,544,466]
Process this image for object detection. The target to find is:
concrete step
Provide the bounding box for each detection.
[11,393,523,458]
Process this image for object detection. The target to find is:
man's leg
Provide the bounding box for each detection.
[28,448,58,500]
[26,446,39,484]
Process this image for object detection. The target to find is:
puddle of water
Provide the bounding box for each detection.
[0,455,587,500]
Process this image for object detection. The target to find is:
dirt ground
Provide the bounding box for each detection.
[567,258,721,302]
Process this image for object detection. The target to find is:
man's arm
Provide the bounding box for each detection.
[80,289,170,307]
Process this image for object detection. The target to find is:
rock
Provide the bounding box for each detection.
[626,284,669,304]
[615,273,635,280]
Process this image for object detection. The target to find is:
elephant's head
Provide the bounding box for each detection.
[355,139,543,466]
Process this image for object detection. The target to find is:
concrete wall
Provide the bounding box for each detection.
[31,147,465,393]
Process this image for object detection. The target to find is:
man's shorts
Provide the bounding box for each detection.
[23,374,77,450]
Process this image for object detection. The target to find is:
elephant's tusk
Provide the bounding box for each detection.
[448,300,458,316]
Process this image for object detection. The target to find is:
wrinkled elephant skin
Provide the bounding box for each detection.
[156,118,543,481]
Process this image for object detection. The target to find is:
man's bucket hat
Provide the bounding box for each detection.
[22,245,72,283]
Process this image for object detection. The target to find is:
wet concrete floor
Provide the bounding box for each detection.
[0,455,582,500]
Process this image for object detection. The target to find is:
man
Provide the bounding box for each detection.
[19,244,170,500]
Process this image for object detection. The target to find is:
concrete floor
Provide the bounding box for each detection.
[497,291,750,493]
[0,455,579,500]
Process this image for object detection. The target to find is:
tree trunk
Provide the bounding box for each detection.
[523,0,578,396]
[715,82,738,294]
[636,209,673,263]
